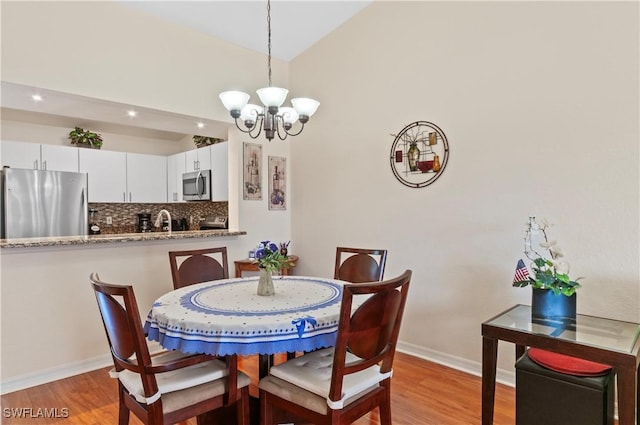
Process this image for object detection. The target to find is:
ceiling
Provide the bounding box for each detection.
[1,1,371,141]
[118,1,372,62]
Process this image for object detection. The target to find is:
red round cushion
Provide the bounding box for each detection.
[528,348,612,377]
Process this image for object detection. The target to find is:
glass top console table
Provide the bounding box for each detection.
[482,304,640,425]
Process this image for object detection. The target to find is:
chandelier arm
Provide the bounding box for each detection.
[234,117,265,139]
[282,121,306,137]
[275,120,288,141]
[248,117,265,139]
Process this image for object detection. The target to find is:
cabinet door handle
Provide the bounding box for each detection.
[42,160,47,170]
[123,192,126,202]
[34,160,38,170]
[129,192,132,202]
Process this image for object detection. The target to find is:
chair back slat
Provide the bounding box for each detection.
[347,289,402,360]
[329,270,411,403]
[169,247,229,289]
[334,247,388,283]
[94,291,136,362]
[90,273,157,396]
[179,255,226,286]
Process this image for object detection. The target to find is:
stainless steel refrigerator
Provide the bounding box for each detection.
[1,168,88,238]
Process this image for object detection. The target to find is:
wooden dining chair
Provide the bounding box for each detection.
[90,273,250,425]
[168,247,229,289]
[334,247,388,283]
[258,269,411,425]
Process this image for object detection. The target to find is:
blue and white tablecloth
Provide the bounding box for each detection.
[144,276,348,356]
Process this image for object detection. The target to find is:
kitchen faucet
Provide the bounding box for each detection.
[154,209,172,234]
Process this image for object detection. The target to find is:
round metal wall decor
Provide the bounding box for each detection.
[389,121,449,188]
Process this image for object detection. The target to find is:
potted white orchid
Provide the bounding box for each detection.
[513,217,583,319]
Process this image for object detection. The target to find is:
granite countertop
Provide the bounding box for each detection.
[0,230,246,248]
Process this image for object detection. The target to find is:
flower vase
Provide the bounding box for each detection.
[531,288,576,321]
[257,268,275,296]
[407,143,420,171]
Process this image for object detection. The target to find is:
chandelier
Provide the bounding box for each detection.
[219,0,320,141]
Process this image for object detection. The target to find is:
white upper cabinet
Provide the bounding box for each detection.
[185,146,211,172]
[167,152,186,203]
[1,140,78,172]
[127,153,167,203]
[1,140,41,169]
[209,142,228,201]
[79,149,127,202]
[78,150,167,203]
[41,144,80,172]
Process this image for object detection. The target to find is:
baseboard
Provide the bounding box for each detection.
[396,341,516,388]
[1,354,113,395]
[2,341,514,395]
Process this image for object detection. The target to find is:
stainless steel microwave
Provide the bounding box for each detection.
[182,170,211,201]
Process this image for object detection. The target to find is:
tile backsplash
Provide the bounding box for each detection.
[89,202,228,234]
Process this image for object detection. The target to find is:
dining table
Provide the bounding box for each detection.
[144,274,356,378]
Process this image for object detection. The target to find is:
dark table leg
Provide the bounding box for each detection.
[482,336,498,425]
[616,364,638,425]
[515,344,525,360]
[258,354,274,379]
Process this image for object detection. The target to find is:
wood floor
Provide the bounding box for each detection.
[0,352,517,424]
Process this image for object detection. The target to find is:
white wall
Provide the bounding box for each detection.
[289,1,640,372]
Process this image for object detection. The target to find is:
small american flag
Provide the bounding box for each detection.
[513,259,531,283]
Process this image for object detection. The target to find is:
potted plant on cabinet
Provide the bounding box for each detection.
[68,126,103,149]
[513,217,583,320]
[193,135,223,148]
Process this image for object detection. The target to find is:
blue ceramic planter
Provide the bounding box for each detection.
[531,288,577,320]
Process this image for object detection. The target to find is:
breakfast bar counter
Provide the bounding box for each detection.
[0,229,246,248]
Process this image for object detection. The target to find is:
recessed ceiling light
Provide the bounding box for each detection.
[31,94,43,102]
[197,122,205,129]
[127,110,137,117]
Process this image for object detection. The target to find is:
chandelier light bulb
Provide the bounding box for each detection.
[257,87,288,108]
[240,104,262,129]
[219,91,250,117]
[277,107,299,129]
[291,98,320,123]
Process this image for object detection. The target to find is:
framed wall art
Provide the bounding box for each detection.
[389,121,450,188]
[243,142,262,200]
[268,156,287,210]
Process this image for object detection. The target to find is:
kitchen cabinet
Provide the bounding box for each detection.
[185,146,211,172]
[167,152,186,203]
[209,142,228,201]
[79,150,167,203]
[1,140,79,172]
[79,149,127,202]
[127,153,167,203]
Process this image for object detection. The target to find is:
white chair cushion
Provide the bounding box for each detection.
[110,350,232,404]
[268,347,392,409]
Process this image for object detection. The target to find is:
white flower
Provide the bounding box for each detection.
[553,261,570,275]
[549,245,564,258]
[539,240,557,249]
[536,217,553,229]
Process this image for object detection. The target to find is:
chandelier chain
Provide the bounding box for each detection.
[267,0,272,87]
